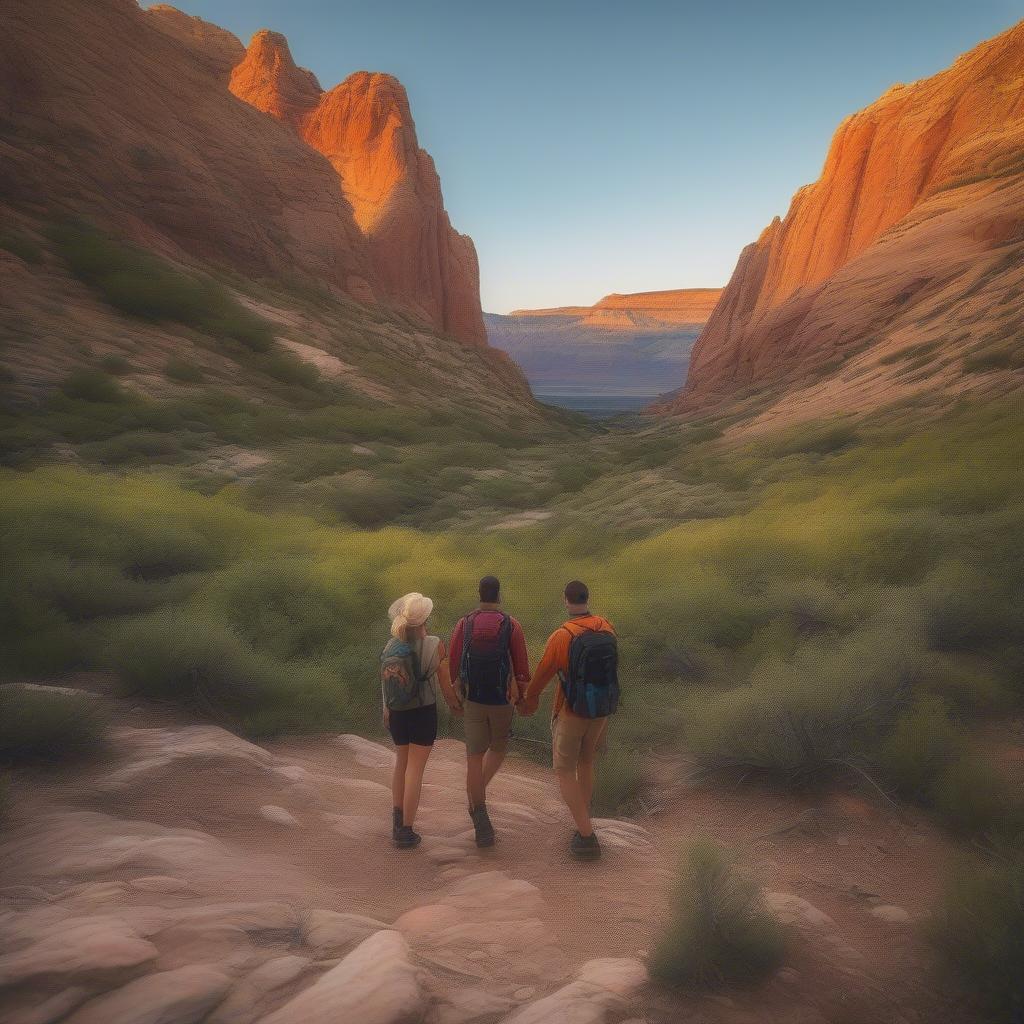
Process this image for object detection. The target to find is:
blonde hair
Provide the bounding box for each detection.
[388,592,434,640]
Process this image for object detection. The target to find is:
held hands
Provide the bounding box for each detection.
[382,706,390,729]
[448,700,464,718]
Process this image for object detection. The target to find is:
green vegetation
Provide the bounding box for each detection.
[0,687,108,765]
[50,222,275,351]
[652,838,785,988]
[929,849,1024,1021]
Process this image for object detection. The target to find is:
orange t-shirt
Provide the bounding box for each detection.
[522,613,616,718]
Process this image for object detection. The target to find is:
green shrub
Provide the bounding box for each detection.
[963,347,1024,374]
[591,742,646,815]
[251,350,320,388]
[684,631,916,787]
[652,838,785,988]
[876,697,966,802]
[0,229,43,263]
[61,369,125,404]
[931,754,1024,839]
[99,354,132,376]
[929,849,1024,1021]
[50,222,274,351]
[80,430,184,465]
[165,357,205,383]
[0,686,108,765]
[110,607,289,716]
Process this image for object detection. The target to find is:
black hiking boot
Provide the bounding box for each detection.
[395,824,421,849]
[570,830,601,861]
[469,804,496,848]
[392,806,403,843]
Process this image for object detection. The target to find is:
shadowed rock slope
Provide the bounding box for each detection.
[0,0,485,348]
[663,19,1024,426]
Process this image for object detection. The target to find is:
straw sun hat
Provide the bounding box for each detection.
[388,592,434,639]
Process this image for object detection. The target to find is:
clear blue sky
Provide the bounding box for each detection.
[148,1,1020,312]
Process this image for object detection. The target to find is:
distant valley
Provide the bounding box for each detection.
[486,289,722,415]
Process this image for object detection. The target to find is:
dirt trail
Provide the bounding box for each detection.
[0,686,976,1024]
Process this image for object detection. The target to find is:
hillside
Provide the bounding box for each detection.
[0,0,484,347]
[487,289,721,411]
[661,20,1024,427]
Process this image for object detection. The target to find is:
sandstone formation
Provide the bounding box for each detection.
[229,33,487,346]
[667,19,1024,418]
[0,0,486,347]
[488,289,722,405]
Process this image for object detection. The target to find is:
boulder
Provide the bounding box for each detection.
[259,930,424,1024]
[333,734,395,770]
[258,806,300,829]
[503,958,648,1024]
[302,910,387,957]
[870,904,911,925]
[63,965,231,1024]
[208,956,310,1024]
[98,727,279,794]
[0,915,157,987]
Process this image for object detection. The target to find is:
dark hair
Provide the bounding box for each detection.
[479,575,500,602]
[564,580,589,605]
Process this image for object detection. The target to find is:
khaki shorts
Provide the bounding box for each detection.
[463,701,515,756]
[552,713,609,773]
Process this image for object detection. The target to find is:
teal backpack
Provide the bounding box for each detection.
[380,637,429,711]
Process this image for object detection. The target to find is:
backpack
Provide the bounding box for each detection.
[558,623,619,718]
[458,611,513,704]
[380,637,430,711]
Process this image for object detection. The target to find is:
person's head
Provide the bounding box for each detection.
[478,575,500,604]
[388,592,434,640]
[563,579,589,611]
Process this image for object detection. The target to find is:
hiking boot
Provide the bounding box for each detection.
[469,804,496,848]
[394,824,421,849]
[392,806,403,843]
[570,830,601,861]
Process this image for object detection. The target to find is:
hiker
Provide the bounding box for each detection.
[449,575,531,847]
[381,592,463,849]
[518,580,619,860]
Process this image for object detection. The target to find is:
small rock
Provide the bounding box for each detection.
[433,987,514,1024]
[260,931,423,1024]
[259,805,300,828]
[64,965,231,1024]
[5,986,91,1024]
[777,967,800,984]
[764,892,837,931]
[870,904,911,924]
[303,910,386,957]
[513,987,536,1000]
[333,734,395,770]
[504,958,648,1024]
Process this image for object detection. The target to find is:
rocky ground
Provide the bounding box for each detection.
[0,682,974,1024]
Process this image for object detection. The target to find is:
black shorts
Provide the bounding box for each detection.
[387,704,438,747]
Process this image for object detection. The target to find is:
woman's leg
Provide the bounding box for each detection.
[392,744,409,813]
[402,743,433,828]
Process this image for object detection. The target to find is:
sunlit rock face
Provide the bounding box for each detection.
[668,19,1024,413]
[229,35,487,347]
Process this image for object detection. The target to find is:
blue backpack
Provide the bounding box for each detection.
[558,623,620,718]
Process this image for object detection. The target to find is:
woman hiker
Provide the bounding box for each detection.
[381,592,463,849]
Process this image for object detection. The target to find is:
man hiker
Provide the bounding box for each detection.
[518,580,619,860]
[449,575,531,847]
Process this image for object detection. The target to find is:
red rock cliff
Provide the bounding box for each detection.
[673,19,1024,411]
[230,34,487,346]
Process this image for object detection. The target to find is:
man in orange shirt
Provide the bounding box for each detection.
[519,580,618,860]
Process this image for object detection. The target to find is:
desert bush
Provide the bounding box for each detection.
[50,222,274,351]
[876,697,966,802]
[931,754,1024,839]
[165,357,204,383]
[652,838,785,988]
[963,346,1024,373]
[109,606,289,716]
[929,849,1024,1021]
[0,686,108,765]
[61,369,125,404]
[0,229,43,263]
[684,630,918,787]
[591,742,646,815]
[80,430,184,465]
[98,354,132,376]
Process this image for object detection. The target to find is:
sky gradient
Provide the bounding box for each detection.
[148,1,1020,312]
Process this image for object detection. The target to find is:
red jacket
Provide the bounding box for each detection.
[449,604,531,699]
